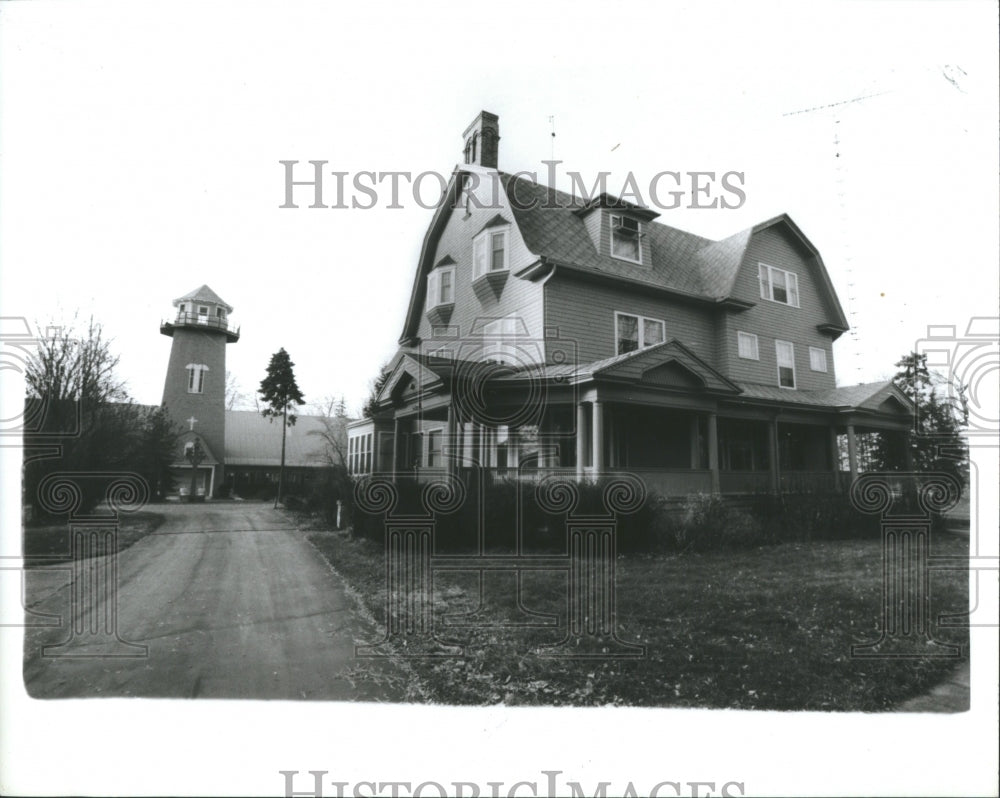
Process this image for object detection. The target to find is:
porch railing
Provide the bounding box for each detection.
[719,471,771,494]
[412,466,851,496]
[611,468,712,496]
[779,471,849,494]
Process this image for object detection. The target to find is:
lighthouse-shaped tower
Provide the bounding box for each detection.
[159,285,239,498]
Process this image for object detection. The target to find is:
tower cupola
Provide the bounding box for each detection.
[160,284,240,342]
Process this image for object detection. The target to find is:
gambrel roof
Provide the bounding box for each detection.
[400,170,849,342]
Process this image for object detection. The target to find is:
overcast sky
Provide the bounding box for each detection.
[1,2,997,417]
[1,3,998,795]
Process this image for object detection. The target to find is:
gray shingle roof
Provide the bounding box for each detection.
[734,381,911,411]
[224,411,345,467]
[501,174,718,298]
[173,285,234,312]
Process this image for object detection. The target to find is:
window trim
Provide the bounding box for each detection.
[473,226,510,280]
[186,363,208,394]
[425,427,444,468]
[427,265,456,309]
[614,311,665,355]
[609,214,643,264]
[758,263,800,308]
[482,313,520,363]
[809,346,828,372]
[775,340,796,389]
[737,331,759,360]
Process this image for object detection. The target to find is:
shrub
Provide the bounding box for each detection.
[675,493,762,551]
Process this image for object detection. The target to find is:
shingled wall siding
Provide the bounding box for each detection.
[415,175,545,361]
[719,226,838,391]
[543,275,718,366]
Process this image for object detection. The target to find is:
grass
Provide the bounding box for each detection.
[22,511,165,566]
[306,522,969,710]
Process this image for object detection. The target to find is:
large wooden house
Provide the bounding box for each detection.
[348,111,913,496]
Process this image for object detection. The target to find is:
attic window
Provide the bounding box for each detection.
[759,264,800,307]
[610,215,642,263]
[473,227,509,280]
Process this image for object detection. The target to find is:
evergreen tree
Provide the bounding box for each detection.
[872,351,969,485]
[258,348,305,508]
[362,361,392,418]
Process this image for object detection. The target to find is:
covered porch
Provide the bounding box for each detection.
[368,344,915,497]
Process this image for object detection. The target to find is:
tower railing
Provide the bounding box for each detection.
[160,312,240,339]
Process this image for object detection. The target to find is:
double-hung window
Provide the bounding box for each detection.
[427,266,455,308]
[775,340,796,388]
[610,215,642,263]
[809,346,828,372]
[758,264,800,307]
[483,315,519,363]
[737,331,759,360]
[426,429,443,467]
[473,227,509,280]
[615,312,665,355]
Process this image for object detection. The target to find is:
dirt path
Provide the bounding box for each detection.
[22,502,408,700]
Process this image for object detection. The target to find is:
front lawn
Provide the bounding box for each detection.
[22,511,165,566]
[306,527,969,710]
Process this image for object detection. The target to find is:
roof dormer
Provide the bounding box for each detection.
[572,193,659,265]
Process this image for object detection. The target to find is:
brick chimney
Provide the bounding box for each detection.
[462,111,500,169]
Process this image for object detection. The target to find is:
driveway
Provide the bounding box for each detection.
[22,502,407,700]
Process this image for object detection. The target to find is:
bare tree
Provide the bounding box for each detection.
[24,315,178,512]
[309,395,349,468]
[25,315,127,405]
[225,370,249,411]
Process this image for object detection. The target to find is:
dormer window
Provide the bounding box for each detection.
[427,265,455,309]
[759,264,800,307]
[610,215,642,263]
[473,227,509,280]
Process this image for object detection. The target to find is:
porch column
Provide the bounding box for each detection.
[592,401,605,477]
[767,417,779,494]
[846,424,859,481]
[829,426,842,492]
[392,416,402,475]
[707,412,720,494]
[689,415,700,468]
[902,430,915,471]
[446,403,457,475]
[575,402,587,481]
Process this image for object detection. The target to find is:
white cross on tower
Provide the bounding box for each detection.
[187,416,198,431]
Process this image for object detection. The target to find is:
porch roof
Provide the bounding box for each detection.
[734,381,914,413]
[494,339,741,394]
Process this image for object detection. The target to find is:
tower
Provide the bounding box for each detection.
[159,285,239,498]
